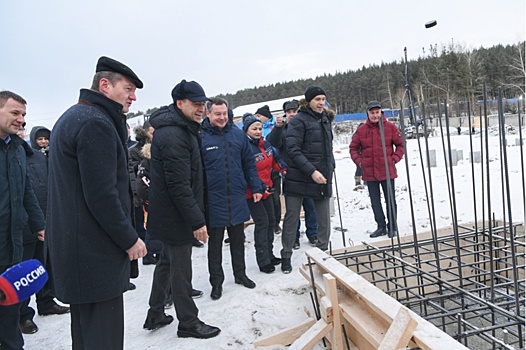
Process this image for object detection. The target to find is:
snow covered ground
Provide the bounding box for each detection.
[23,129,524,350]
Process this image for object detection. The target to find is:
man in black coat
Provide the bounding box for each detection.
[280,87,335,273]
[267,101,320,249]
[143,80,220,339]
[46,57,147,349]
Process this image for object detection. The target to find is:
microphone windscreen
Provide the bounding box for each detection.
[0,259,48,306]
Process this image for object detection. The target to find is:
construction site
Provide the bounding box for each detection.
[256,93,525,349]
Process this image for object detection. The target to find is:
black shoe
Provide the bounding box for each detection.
[293,240,300,249]
[210,286,222,300]
[281,258,292,274]
[274,226,282,235]
[224,237,230,244]
[127,282,136,291]
[192,238,204,248]
[270,257,281,265]
[234,275,256,289]
[20,319,38,334]
[369,227,387,238]
[142,256,158,265]
[308,235,318,246]
[143,313,174,331]
[191,289,204,299]
[388,229,398,238]
[259,264,275,273]
[38,304,70,316]
[177,321,221,339]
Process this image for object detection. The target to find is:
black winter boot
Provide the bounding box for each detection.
[281,258,292,274]
[369,227,387,238]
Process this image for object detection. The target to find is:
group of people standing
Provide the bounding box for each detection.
[0,54,404,349]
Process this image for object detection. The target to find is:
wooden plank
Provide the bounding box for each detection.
[378,308,418,350]
[339,298,386,350]
[288,319,332,350]
[254,318,316,347]
[319,296,333,322]
[324,274,344,350]
[304,248,469,350]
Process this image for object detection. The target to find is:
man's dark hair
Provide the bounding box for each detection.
[0,90,27,108]
[90,71,124,92]
[206,97,228,112]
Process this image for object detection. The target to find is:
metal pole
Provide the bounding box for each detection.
[333,171,347,247]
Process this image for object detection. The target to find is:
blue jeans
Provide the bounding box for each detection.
[296,197,318,240]
[367,179,397,231]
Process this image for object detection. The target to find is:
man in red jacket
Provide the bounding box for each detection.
[349,101,404,238]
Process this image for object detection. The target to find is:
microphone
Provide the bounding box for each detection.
[0,259,48,306]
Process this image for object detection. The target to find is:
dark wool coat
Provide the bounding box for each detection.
[266,123,289,161]
[20,141,48,243]
[147,105,206,246]
[201,118,265,228]
[46,89,138,304]
[0,135,45,265]
[283,103,335,199]
[349,116,404,181]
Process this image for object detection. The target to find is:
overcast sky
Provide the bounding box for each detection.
[2,0,524,129]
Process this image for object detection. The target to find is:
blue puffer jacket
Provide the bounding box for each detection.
[0,135,45,265]
[201,118,265,228]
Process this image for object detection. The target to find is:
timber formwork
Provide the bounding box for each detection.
[329,221,525,349]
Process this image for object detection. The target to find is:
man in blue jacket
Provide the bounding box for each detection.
[46,57,147,349]
[201,98,265,301]
[0,90,45,350]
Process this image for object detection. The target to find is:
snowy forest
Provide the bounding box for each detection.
[127,41,525,119]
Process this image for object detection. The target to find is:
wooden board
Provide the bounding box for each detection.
[254,318,316,347]
[304,248,469,350]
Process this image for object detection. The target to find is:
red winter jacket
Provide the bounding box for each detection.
[349,117,404,181]
[246,137,286,200]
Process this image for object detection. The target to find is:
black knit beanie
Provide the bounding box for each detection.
[255,105,273,121]
[304,86,326,102]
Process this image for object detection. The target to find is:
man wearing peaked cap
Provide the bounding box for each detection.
[143,80,221,339]
[96,56,144,89]
[349,100,404,239]
[171,79,211,103]
[46,57,147,349]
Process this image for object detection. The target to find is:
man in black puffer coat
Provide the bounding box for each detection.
[280,87,335,273]
[144,80,220,339]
